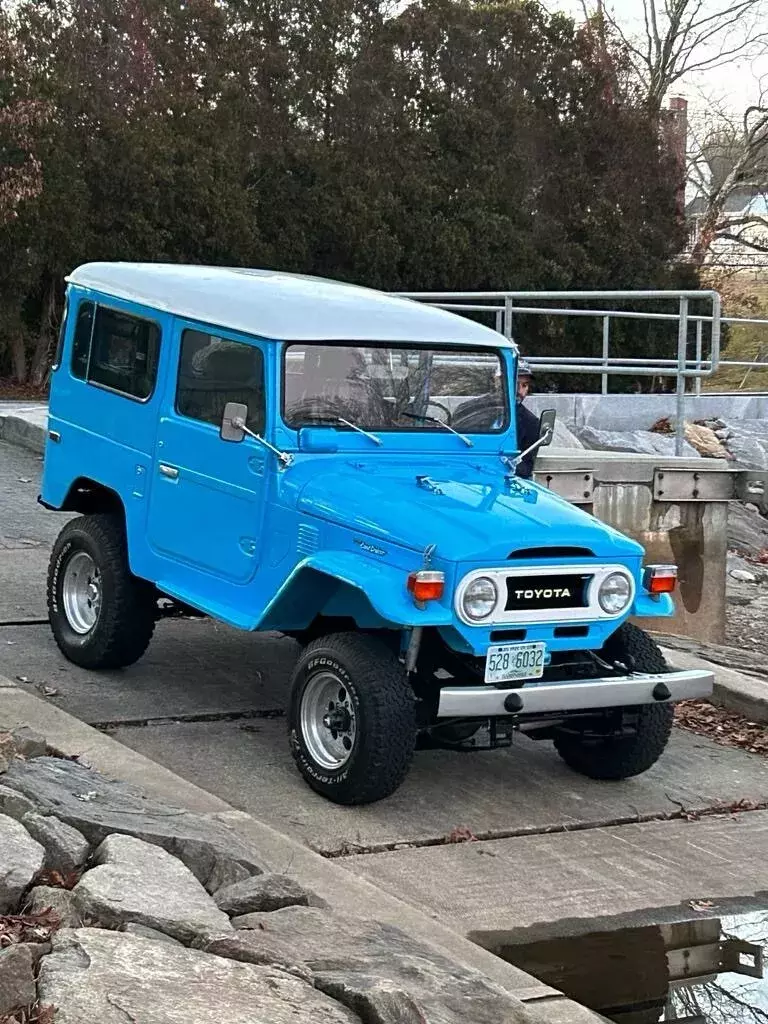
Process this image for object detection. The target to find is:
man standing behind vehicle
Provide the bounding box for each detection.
[515,360,540,478]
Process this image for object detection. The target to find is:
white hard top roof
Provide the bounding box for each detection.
[67,263,513,349]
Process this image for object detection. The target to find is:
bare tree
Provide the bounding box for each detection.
[580,0,768,112]
[687,80,768,267]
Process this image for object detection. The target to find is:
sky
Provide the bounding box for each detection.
[548,0,768,116]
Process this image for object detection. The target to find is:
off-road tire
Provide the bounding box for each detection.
[48,514,156,669]
[553,623,673,780]
[288,632,417,805]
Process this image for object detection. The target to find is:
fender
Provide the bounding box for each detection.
[258,551,454,631]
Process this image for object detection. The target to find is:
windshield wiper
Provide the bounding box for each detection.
[337,417,383,446]
[402,412,473,448]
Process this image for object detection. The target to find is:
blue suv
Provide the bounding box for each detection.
[41,264,713,804]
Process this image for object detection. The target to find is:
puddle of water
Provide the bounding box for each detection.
[489,909,768,1023]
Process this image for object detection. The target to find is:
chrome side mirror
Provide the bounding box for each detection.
[221,401,248,442]
[538,408,556,447]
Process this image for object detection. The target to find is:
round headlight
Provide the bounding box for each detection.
[598,572,632,614]
[462,577,498,620]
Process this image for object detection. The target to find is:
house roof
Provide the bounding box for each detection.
[67,263,512,349]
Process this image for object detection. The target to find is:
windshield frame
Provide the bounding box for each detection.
[279,340,511,435]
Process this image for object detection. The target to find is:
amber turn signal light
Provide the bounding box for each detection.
[407,570,445,604]
[643,565,677,594]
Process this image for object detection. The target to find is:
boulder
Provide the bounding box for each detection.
[685,423,729,459]
[0,812,45,912]
[728,502,768,558]
[10,726,47,759]
[73,834,233,943]
[0,943,37,1015]
[3,757,265,890]
[722,419,768,470]
[216,874,315,916]
[0,784,35,821]
[123,923,184,945]
[25,885,83,927]
[22,812,90,872]
[549,419,584,450]
[37,928,359,1024]
[576,426,700,459]
[200,906,535,1023]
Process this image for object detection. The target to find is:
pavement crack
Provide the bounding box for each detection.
[323,799,768,859]
[91,708,285,730]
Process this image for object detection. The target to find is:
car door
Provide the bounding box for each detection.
[146,321,269,587]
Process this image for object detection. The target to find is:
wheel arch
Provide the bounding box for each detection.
[59,477,126,519]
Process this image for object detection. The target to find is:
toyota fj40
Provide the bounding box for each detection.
[41,263,714,804]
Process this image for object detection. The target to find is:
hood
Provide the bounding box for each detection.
[293,458,643,564]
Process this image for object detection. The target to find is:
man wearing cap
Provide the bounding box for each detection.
[515,360,540,479]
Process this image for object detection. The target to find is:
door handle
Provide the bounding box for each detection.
[158,463,179,480]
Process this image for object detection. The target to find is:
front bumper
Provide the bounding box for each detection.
[436,668,713,718]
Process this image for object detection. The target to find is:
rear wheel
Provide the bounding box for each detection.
[48,514,156,669]
[288,632,417,805]
[553,623,673,780]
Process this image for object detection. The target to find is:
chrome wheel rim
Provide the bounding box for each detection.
[62,551,101,635]
[300,671,357,770]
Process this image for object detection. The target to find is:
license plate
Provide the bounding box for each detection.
[485,642,546,684]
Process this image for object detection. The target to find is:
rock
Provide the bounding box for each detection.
[728,502,768,558]
[3,757,265,890]
[722,419,768,470]
[315,975,427,1024]
[0,944,37,1015]
[205,856,255,894]
[684,422,729,459]
[38,928,359,1023]
[11,726,47,759]
[73,833,233,943]
[0,813,45,912]
[549,419,584,450]
[0,755,8,774]
[25,885,83,927]
[730,568,757,583]
[0,784,35,821]
[576,426,700,459]
[216,874,315,916]
[22,812,90,872]
[123,923,183,945]
[201,906,534,1023]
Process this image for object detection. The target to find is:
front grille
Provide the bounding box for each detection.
[505,574,592,612]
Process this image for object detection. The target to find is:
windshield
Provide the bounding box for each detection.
[282,343,509,433]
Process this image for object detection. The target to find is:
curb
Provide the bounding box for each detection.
[0,412,46,455]
[0,678,603,1024]
[660,646,768,723]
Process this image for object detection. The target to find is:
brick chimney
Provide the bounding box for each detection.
[666,96,688,218]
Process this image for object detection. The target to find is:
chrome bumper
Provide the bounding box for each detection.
[436,669,713,718]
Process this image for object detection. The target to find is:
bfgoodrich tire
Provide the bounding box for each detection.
[288,632,417,805]
[553,622,674,781]
[48,514,156,669]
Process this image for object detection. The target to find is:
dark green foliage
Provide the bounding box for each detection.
[0,0,694,383]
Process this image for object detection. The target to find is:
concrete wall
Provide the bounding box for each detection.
[527,393,768,432]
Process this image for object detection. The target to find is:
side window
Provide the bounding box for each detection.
[70,302,160,400]
[52,297,69,372]
[71,301,95,380]
[88,307,160,399]
[176,329,264,433]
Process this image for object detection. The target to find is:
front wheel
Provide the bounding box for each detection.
[288,632,417,805]
[48,514,156,669]
[553,623,674,780]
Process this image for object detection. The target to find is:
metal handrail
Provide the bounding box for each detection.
[398,289,723,456]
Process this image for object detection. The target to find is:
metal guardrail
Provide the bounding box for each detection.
[396,289,768,455]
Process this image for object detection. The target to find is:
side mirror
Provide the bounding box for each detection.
[220,401,248,443]
[538,408,556,447]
